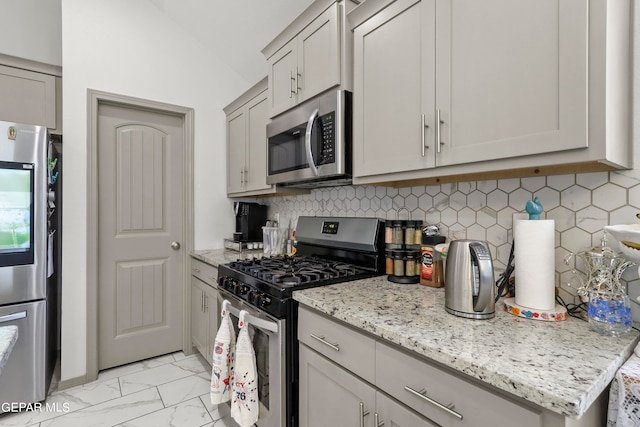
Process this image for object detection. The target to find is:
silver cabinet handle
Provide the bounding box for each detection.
[290,71,296,97]
[0,311,27,323]
[296,68,301,93]
[359,402,370,427]
[404,386,463,420]
[374,413,384,426]
[201,290,205,313]
[309,333,339,351]
[421,114,429,156]
[171,241,181,250]
[436,108,445,153]
[243,168,248,184]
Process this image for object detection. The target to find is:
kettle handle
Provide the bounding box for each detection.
[470,242,494,312]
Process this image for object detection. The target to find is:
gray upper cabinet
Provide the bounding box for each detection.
[0,60,61,133]
[262,0,357,118]
[349,0,631,185]
[225,78,272,197]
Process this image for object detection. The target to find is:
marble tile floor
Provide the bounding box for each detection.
[0,351,239,427]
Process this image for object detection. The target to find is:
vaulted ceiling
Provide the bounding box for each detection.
[148,0,315,84]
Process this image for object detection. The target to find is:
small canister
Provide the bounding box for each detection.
[421,234,446,287]
[392,221,404,245]
[384,220,394,245]
[385,250,394,275]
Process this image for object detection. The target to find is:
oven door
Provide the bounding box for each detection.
[217,290,286,427]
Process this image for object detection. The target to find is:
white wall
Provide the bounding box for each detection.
[0,0,62,66]
[61,0,249,381]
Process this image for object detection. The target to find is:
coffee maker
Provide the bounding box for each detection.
[233,202,267,242]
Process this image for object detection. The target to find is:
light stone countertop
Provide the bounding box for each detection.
[292,276,640,419]
[0,325,18,375]
[191,248,264,268]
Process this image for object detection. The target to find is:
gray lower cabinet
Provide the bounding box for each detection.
[190,258,218,365]
[298,305,602,427]
[300,344,437,427]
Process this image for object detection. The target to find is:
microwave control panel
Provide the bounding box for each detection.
[318,112,335,165]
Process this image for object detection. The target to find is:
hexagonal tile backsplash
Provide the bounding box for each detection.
[261,169,640,320]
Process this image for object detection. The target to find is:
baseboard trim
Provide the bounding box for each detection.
[57,374,90,391]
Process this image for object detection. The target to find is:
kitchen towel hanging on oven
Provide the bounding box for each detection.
[210,302,236,404]
[231,310,259,427]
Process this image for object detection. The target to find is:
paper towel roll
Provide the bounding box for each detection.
[514,219,555,310]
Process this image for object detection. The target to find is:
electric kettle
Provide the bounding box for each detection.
[445,240,495,319]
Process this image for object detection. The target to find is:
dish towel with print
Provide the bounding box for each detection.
[607,343,640,426]
[210,308,236,404]
[230,314,259,427]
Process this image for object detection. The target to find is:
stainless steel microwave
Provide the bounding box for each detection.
[266,90,351,188]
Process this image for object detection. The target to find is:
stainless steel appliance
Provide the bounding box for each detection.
[266,90,352,188]
[445,240,495,319]
[0,120,58,408]
[217,216,384,427]
[233,202,267,242]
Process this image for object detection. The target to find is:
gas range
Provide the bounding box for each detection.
[216,216,384,427]
[218,216,385,318]
[218,255,376,318]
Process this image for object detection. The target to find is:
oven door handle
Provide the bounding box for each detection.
[304,108,320,177]
[222,299,279,334]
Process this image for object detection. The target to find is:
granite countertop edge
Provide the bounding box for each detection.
[292,277,640,419]
[191,248,263,268]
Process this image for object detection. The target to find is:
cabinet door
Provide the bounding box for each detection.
[226,108,246,194]
[376,392,437,427]
[191,277,209,362]
[268,39,298,117]
[435,0,588,166]
[352,0,436,178]
[244,91,270,192]
[298,2,341,103]
[299,344,376,427]
[0,65,57,129]
[203,284,218,365]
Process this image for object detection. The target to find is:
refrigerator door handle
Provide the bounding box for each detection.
[0,311,27,323]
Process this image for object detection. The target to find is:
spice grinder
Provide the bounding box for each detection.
[445,240,495,319]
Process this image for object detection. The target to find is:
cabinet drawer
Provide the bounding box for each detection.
[376,342,543,427]
[191,258,218,286]
[298,306,375,383]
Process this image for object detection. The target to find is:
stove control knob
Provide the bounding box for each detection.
[257,295,272,308]
[238,285,249,296]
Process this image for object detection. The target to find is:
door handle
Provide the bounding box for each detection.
[309,333,340,351]
[304,108,320,177]
[171,241,181,250]
[404,386,463,420]
[359,402,370,427]
[421,114,429,156]
[436,108,445,153]
[0,311,27,323]
[374,413,385,426]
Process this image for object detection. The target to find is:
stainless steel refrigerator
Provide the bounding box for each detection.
[0,120,58,407]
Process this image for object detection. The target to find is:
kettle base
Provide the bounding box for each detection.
[445,306,495,320]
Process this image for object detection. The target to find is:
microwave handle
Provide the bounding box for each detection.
[304,108,320,177]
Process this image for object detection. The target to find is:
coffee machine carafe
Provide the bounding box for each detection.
[233,202,267,242]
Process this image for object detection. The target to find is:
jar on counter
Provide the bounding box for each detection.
[393,251,405,276]
[385,250,394,275]
[392,221,404,245]
[404,221,417,245]
[385,220,394,245]
[421,234,446,287]
[414,221,424,245]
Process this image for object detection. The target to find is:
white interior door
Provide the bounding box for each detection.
[97,102,184,370]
